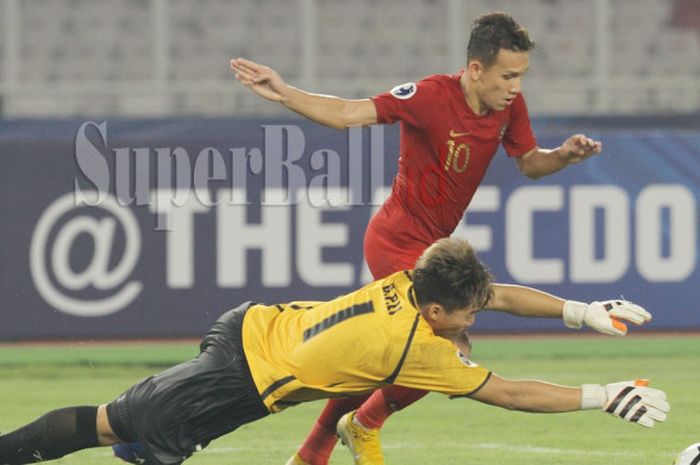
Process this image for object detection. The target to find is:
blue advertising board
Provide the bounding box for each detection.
[0,117,698,339]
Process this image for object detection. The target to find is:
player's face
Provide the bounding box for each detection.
[474,49,530,112]
[430,305,479,338]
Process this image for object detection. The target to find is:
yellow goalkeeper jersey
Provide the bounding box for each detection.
[241,270,491,412]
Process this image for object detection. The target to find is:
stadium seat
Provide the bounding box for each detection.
[1,0,698,116]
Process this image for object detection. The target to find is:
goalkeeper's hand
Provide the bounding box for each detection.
[581,379,669,428]
[562,300,651,336]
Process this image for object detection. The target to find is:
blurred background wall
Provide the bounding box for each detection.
[1,0,699,340]
[1,0,699,117]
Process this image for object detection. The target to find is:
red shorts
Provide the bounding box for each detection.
[363,219,427,280]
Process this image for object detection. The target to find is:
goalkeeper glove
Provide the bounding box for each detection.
[563,300,651,336]
[581,379,669,428]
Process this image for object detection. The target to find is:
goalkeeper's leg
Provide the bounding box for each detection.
[0,406,103,464]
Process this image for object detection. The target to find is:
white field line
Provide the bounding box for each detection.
[97,442,642,457]
[467,443,641,457]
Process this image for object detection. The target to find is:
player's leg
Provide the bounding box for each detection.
[335,225,430,464]
[288,395,370,465]
[289,225,397,465]
[291,226,427,465]
[117,303,265,465]
[351,330,473,430]
[355,386,428,429]
[334,388,428,465]
[292,387,427,465]
[335,329,467,465]
[116,304,267,465]
[0,404,118,464]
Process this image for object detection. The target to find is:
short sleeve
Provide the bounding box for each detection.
[395,338,491,396]
[502,94,537,157]
[371,79,438,127]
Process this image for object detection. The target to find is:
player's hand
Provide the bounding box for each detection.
[230,58,289,102]
[560,134,602,163]
[563,300,651,336]
[602,379,669,427]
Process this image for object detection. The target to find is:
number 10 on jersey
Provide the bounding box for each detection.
[444,139,470,173]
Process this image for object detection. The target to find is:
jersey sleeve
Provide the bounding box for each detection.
[502,94,537,157]
[395,338,491,396]
[371,78,439,127]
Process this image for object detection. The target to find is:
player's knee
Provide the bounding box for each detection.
[96,404,122,445]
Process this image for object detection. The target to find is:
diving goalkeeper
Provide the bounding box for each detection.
[0,238,667,465]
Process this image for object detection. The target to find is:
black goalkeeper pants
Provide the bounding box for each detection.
[106,302,269,465]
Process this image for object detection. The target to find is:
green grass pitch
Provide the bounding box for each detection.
[1,334,698,465]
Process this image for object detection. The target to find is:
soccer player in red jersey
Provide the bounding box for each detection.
[230,12,605,465]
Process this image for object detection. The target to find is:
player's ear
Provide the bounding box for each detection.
[467,60,483,80]
[424,303,445,323]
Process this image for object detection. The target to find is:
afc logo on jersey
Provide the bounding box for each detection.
[390,82,417,100]
[444,129,471,173]
[456,350,479,367]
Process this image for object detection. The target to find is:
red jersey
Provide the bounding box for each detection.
[365,72,536,278]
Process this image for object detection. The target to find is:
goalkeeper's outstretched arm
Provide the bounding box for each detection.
[469,373,581,412]
[487,284,652,336]
[469,375,669,428]
[231,58,378,130]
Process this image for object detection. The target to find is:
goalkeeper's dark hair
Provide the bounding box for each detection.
[467,12,535,68]
[413,238,493,313]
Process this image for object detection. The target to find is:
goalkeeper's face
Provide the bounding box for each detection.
[424,304,478,340]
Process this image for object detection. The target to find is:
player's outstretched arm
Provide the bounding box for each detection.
[488,284,651,336]
[469,373,581,412]
[488,283,565,318]
[469,375,669,427]
[230,58,378,130]
[516,134,602,179]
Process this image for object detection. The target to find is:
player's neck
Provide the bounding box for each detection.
[460,72,487,116]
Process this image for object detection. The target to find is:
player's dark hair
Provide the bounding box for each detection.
[467,12,535,68]
[413,238,493,313]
